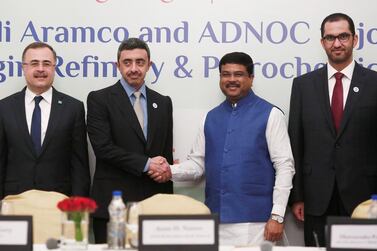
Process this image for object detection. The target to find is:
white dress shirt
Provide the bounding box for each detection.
[327,60,355,107]
[25,87,52,144]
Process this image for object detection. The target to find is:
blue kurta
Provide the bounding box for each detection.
[204,90,275,223]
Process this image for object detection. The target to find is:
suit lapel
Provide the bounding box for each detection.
[40,88,63,155]
[146,87,158,150]
[315,65,337,136]
[13,88,36,155]
[112,82,146,143]
[337,63,364,138]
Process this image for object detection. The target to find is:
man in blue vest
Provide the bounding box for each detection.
[161,52,295,245]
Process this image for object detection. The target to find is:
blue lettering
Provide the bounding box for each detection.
[55,26,68,42]
[113,27,129,42]
[98,27,112,43]
[356,22,364,50]
[20,21,40,42]
[262,62,278,78]
[66,62,80,77]
[221,21,241,43]
[280,62,294,79]
[266,21,287,44]
[367,27,377,44]
[290,21,310,44]
[244,22,263,43]
[174,21,188,43]
[202,56,219,77]
[198,22,220,43]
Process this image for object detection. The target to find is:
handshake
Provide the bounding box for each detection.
[147,156,172,183]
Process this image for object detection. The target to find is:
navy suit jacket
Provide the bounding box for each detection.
[288,63,377,215]
[87,81,173,219]
[0,87,90,199]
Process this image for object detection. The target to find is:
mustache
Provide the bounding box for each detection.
[33,73,48,77]
[225,83,240,88]
[331,48,345,52]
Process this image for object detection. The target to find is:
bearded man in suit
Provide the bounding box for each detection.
[87,38,173,243]
[289,13,377,246]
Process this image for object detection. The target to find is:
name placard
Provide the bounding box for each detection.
[0,215,32,251]
[139,214,218,251]
[327,216,377,251]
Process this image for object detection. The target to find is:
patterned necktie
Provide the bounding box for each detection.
[133,91,144,129]
[31,96,43,154]
[331,72,344,133]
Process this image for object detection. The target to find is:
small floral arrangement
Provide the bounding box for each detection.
[57,197,97,242]
[57,197,97,213]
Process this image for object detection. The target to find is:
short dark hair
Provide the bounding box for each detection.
[219,52,254,75]
[117,38,151,62]
[321,13,355,37]
[22,42,57,62]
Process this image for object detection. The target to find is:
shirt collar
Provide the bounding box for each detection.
[225,90,254,109]
[25,86,53,104]
[120,77,147,98]
[327,60,355,80]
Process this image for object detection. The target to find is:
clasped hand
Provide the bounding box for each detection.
[147,156,172,183]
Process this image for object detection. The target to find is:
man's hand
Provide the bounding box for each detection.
[264,218,284,242]
[148,156,172,183]
[292,201,305,221]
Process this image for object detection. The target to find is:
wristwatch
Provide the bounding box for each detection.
[271,214,284,223]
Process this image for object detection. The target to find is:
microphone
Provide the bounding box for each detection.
[260,240,273,251]
[45,238,60,249]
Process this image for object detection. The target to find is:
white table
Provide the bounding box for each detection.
[34,244,325,251]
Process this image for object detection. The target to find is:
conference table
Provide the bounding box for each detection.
[33,244,325,251]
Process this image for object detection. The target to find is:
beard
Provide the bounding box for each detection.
[326,47,353,65]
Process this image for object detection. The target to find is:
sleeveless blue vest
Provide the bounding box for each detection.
[204,91,275,223]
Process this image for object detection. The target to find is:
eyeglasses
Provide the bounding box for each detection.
[220,71,249,79]
[322,33,352,44]
[22,61,55,68]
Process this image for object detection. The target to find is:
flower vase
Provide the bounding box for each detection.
[61,211,89,250]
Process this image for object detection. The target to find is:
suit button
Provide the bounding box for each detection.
[335,143,341,149]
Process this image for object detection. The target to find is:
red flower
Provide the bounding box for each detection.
[57,196,97,213]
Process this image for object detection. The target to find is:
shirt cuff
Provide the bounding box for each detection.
[271,204,287,217]
[143,158,151,172]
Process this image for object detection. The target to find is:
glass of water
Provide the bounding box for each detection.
[0,200,14,215]
[125,202,141,248]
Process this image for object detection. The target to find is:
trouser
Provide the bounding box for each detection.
[304,182,348,247]
[92,217,108,244]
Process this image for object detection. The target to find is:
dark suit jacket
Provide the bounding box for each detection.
[87,81,173,219]
[288,63,377,216]
[0,87,90,199]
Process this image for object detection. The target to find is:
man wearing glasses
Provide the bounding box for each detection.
[289,13,377,246]
[0,42,90,199]
[166,52,295,246]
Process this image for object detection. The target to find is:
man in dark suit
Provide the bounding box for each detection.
[87,38,173,243]
[289,13,377,246]
[0,42,90,199]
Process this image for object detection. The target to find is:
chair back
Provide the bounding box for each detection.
[351,199,372,219]
[138,193,210,215]
[2,189,68,243]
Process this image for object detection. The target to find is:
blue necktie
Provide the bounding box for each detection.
[31,96,43,154]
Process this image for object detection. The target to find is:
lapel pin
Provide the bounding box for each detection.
[353,87,359,93]
[58,100,63,104]
[152,103,158,108]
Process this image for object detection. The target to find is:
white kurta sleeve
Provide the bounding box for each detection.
[266,107,295,217]
[171,115,206,182]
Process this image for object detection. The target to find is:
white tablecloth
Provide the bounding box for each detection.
[34,244,325,251]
